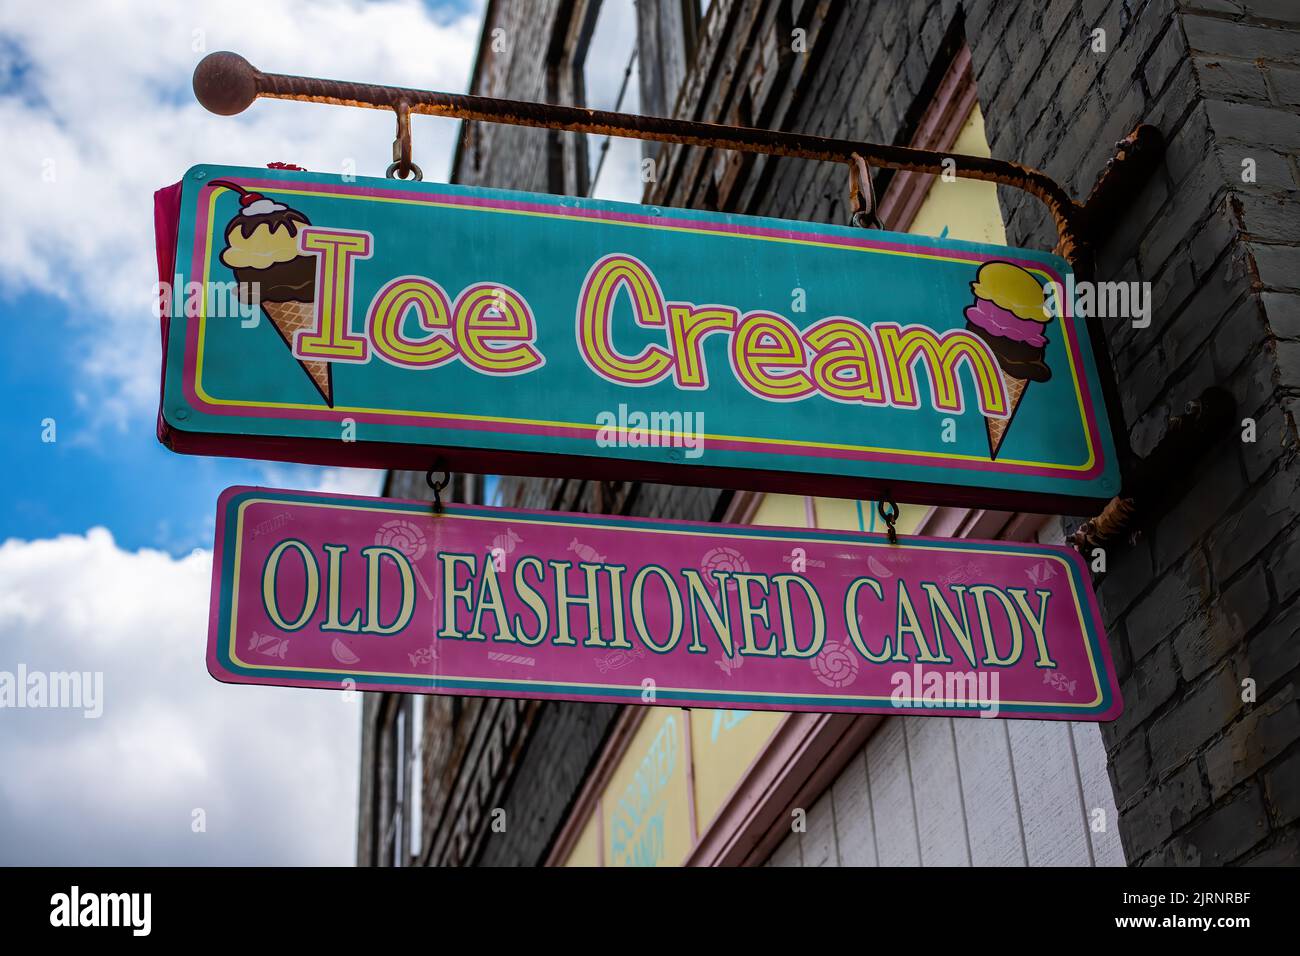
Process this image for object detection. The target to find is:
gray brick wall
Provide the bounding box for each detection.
[476,700,620,865]
[961,0,1299,865]
[397,0,734,867]
[453,0,562,195]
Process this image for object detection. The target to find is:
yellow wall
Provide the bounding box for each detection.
[563,810,601,867]
[751,494,926,535]
[907,104,1007,245]
[690,708,784,830]
[602,708,693,867]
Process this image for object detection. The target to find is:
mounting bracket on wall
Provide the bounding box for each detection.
[191,52,1164,278]
[1069,388,1238,555]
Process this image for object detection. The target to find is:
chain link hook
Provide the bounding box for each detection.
[386,100,424,181]
[877,497,901,545]
[426,463,450,514]
[848,152,883,229]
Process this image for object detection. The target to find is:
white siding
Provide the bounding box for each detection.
[907,718,972,865]
[801,791,837,867]
[1008,720,1096,866]
[1073,722,1128,867]
[953,717,1028,865]
[865,720,922,866]
[829,751,878,866]
[769,716,1125,867]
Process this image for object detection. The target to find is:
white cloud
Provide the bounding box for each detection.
[0,528,362,864]
[257,463,385,497]
[0,0,484,429]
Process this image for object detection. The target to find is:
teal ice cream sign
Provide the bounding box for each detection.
[156,164,1119,510]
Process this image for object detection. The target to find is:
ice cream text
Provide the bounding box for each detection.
[288,227,1013,418]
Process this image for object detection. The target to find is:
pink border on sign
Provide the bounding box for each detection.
[180,177,1106,482]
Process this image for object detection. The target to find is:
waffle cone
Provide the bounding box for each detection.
[986,372,1029,460]
[261,300,333,406]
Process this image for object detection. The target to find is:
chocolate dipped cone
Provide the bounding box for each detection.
[213,179,334,406]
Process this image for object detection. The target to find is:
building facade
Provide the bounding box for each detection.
[356,0,1300,866]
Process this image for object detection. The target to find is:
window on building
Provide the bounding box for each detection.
[376,695,421,866]
[387,701,406,866]
[409,699,423,861]
[575,0,643,201]
[881,47,1006,245]
[562,0,706,201]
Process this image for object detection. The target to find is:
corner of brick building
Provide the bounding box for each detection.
[968,0,1299,864]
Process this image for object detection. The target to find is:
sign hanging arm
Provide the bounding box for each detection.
[190,52,1162,274]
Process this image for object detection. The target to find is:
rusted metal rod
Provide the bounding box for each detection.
[193,51,1093,260]
[1070,387,1236,555]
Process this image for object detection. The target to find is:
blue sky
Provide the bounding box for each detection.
[0,0,485,865]
[3,287,245,553]
[2,0,487,556]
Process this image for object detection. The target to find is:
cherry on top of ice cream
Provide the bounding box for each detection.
[211,180,311,272]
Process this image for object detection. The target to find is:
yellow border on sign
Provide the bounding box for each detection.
[193,185,1098,473]
[226,495,1106,709]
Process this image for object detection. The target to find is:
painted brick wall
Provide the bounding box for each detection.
[453,0,561,195]
[373,0,730,862]
[374,449,625,866]
[476,699,620,865]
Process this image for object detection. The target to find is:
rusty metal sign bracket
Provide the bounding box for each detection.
[191,52,1163,276]
[847,153,884,230]
[190,51,1170,513]
[1070,387,1236,556]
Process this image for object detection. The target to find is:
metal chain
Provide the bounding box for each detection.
[877,497,901,545]
[426,465,450,513]
[386,99,424,181]
[848,152,884,229]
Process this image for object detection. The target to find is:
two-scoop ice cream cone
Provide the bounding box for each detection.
[964,262,1053,460]
[212,182,333,406]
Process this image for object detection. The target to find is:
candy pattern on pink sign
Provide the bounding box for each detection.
[207,486,1121,721]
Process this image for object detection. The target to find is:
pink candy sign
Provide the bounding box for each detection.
[208,486,1121,721]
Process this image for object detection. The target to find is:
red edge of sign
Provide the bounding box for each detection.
[168,426,1115,516]
[154,181,184,449]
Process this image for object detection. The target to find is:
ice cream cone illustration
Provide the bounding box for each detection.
[212,181,332,406]
[963,262,1053,460]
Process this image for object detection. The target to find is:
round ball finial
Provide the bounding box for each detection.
[193,52,259,116]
